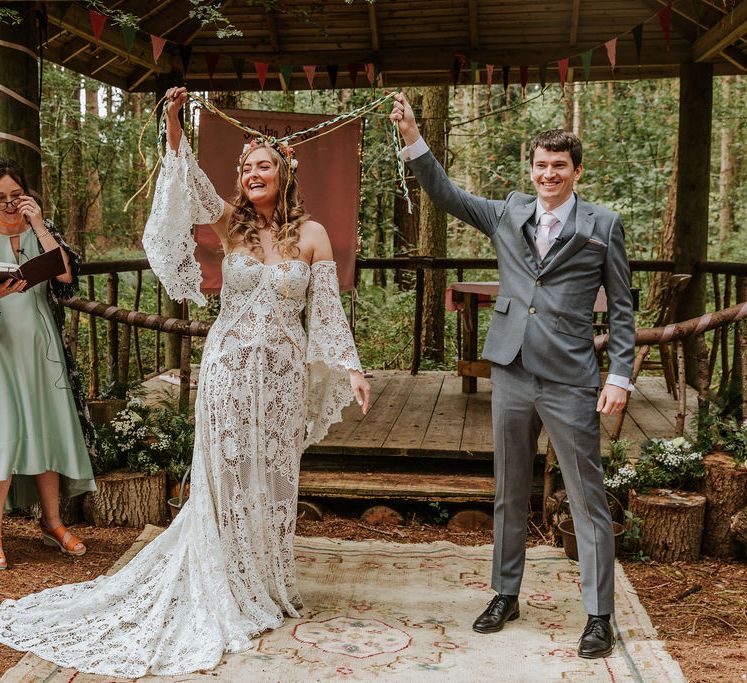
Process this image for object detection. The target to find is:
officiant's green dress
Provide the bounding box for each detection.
[0,222,96,509]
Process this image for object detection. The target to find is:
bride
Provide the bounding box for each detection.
[0,87,371,677]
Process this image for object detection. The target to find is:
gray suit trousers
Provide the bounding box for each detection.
[490,356,615,616]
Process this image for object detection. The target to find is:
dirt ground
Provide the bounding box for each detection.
[1,512,745,682]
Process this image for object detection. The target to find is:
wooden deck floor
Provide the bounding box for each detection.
[310,370,691,461]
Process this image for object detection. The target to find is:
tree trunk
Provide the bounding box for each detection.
[700,452,747,558]
[83,470,167,527]
[718,76,735,256]
[629,488,706,562]
[84,85,103,239]
[572,81,584,139]
[417,86,449,363]
[0,3,41,189]
[730,507,747,545]
[67,78,86,257]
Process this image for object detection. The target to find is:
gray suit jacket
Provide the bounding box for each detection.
[408,151,635,388]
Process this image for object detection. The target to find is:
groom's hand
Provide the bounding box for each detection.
[596,384,628,415]
[390,92,421,147]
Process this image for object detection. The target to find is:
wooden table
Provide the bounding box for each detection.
[449,281,638,393]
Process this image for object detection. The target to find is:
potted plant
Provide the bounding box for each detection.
[83,397,194,527]
[627,437,707,562]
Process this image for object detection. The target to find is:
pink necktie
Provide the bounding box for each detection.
[537,212,559,261]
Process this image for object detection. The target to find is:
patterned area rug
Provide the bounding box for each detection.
[3,527,684,682]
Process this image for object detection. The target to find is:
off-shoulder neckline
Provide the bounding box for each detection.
[224,252,335,269]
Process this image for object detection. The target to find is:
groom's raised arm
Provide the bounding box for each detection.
[392,93,504,238]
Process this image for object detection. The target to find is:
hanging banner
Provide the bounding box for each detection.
[581,49,593,83]
[502,65,510,91]
[605,38,617,72]
[232,56,245,84]
[632,23,643,63]
[658,5,672,51]
[89,11,106,45]
[150,34,166,64]
[255,62,269,90]
[539,63,547,89]
[519,66,528,92]
[179,45,193,74]
[557,58,569,86]
[485,63,494,87]
[326,64,338,89]
[279,64,293,91]
[121,25,136,54]
[347,63,359,89]
[195,109,363,292]
[206,53,219,81]
[365,62,375,87]
[303,65,317,89]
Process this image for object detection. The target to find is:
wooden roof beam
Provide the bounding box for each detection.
[569,0,581,46]
[368,2,379,51]
[468,0,480,49]
[722,45,747,70]
[264,8,280,53]
[693,0,747,61]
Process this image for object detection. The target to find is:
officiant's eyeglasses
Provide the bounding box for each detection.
[0,198,21,210]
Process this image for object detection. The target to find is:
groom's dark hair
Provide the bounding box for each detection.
[529,130,583,169]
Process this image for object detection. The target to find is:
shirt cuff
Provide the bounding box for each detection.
[605,373,634,392]
[399,136,430,162]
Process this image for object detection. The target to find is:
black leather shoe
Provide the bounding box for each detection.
[577,617,616,659]
[472,595,520,634]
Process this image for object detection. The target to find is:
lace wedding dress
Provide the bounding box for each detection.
[0,136,362,677]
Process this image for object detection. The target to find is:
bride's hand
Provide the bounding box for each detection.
[165,86,188,118]
[349,370,370,415]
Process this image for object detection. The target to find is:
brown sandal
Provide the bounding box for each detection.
[0,545,7,570]
[40,522,86,557]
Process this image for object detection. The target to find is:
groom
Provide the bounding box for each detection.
[391,93,635,658]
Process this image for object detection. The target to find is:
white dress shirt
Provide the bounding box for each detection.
[400,136,632,392]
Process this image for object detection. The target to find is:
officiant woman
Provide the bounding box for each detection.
[0,158,97,571]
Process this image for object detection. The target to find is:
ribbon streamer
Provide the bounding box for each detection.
[0,84,39,111]
[0,132,42,154]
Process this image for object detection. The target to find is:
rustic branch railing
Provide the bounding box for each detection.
[65,256,747,414]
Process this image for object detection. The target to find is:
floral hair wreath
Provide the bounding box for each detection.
[236,137,298,174]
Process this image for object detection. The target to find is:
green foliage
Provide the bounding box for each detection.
[93,397,194,476]
[0,8,21,25]
[634,437,705,491]
[696,397,747,465]
[428,502,450,525]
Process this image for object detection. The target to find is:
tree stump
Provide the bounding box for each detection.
[730,507,747,546]
[629,489,706,562]
[86,398,127,426]
[297,500,324,521]
[360,505,403,526]
[83,470,166,527]
[447,509,493,531]
[700,452,747,558]
[27,495,82,526]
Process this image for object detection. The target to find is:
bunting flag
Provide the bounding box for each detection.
[121,25,136,54]
[347,63,359,89]
[279,64,293,91]
[502,65,510,91]
[581,49,593,83]
[89,10,106,45]
[539,63,547,89]
[326,64,338,89]
[150,34,166,64]
[557,57,569,87]
[470,60,479,84]
[519,65,529,92]
[255,61,269,90]
[232,56,245,84]
[485,63,494,87]
[658,4,672,51]
[632,23,643,63]
[365,62,376,87]
[451,54,468,89]
[205,53,219,82]
[303,65,316,89]
[605,37,617,72]
[179,45,193,74]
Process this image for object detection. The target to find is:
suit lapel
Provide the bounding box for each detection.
[539,199,595,276]
[511,198,538,266]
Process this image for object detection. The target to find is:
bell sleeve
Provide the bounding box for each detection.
[142,133,224,306]
[304,260,363,449]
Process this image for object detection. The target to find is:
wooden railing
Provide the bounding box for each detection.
[63,256,747,410]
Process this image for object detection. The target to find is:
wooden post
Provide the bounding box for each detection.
[700,453,747,558]
[462,291,478,393]
[412,266,424,375]
[673,62,713,387]
[0,3,41,190]
[107,272,121,394]
[87,275,99,398]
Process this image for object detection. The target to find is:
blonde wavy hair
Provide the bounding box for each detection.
[227,142,308,258]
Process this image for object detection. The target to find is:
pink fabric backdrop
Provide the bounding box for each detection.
[195,108,362,292]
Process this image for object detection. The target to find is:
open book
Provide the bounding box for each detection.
[0,247,66,291]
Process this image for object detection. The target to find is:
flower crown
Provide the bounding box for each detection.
[237,137,298,174]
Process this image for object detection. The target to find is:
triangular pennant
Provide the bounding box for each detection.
[121,25,136,54]
[326,64,338,90]
[255,61,269,90]
[150,34,166,64]
[279,64,293,91]
[519,66,528,92]
[365,62,375,86]
[632,23,643,63]
[470,60,479,84]
[485,63,494,87]
[303,65,316,89]
[451,54,467,89]
[539,63,547,89]
[89,10,106,46]
[347,63,359,89]
[605,37,617,72]
[179,45,193,74]
[658,4,672,51]
[581,49,593,83]
[232,56,245,83]
[557,58,569,87]
[206,53,219,81]
[502,65,510,91]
